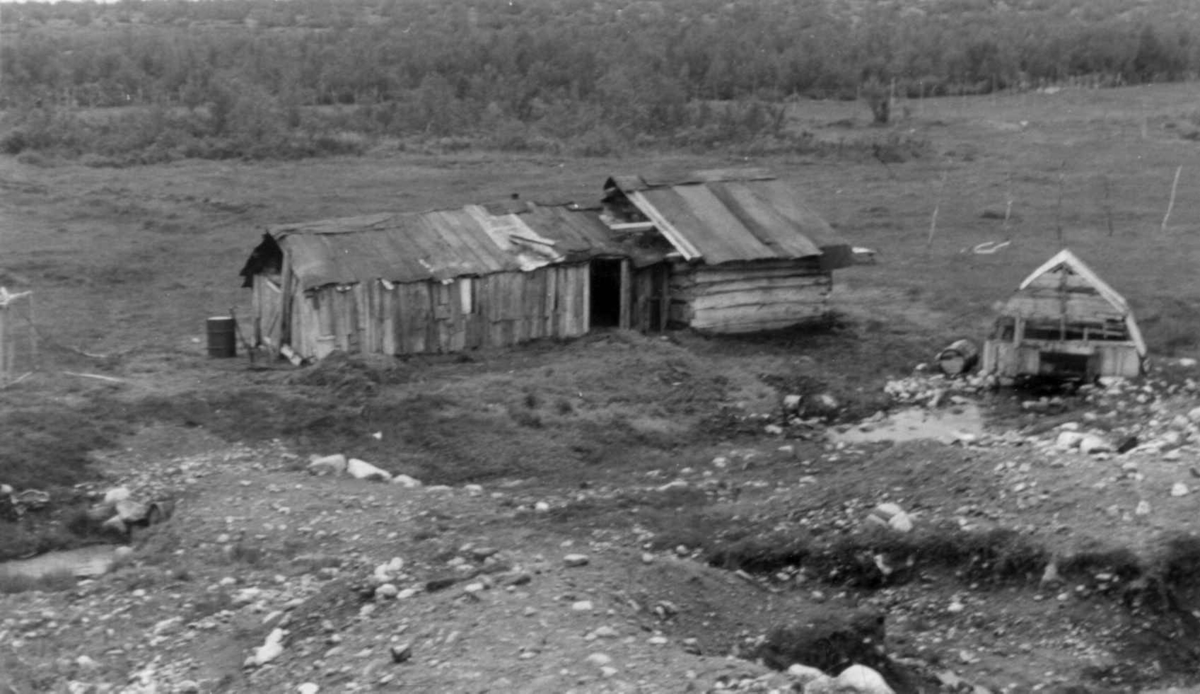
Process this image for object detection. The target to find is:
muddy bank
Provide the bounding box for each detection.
[0,545,125,581]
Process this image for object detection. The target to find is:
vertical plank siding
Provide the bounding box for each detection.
[283,263,592,358]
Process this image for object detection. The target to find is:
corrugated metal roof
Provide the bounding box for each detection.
[270,203,661,291]
[605,175,852,269]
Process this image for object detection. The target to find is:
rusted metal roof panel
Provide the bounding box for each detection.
[269,204,659,292]
[525,205,668,267]
[668,184,780,263]
[608,174,851,268]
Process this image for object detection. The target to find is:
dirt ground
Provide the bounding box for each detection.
[3,84,1200,693]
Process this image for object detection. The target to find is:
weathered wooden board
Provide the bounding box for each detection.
[1004,293,1125,321]
[674,276,831,300]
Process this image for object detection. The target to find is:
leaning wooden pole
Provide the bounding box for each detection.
[1162,165,1183,233]
[0,305,8,383]
[1054,160,1067,247]
[927,170,949,248]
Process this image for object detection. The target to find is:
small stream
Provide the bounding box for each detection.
[0,545,125,581]
[831,403,985,444]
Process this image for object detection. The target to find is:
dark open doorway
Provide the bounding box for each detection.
[590,259,622,328]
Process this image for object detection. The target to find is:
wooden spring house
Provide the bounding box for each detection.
[981,249,1145,380]
[602,173,853,333]
[240,202,669,359]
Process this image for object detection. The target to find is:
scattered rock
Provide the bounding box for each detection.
[866,503,912,533]
[103,487,132,504]
[391,474,422,488]
[785,663,826,684]
[425,577,457,592]
[1040,562,1062,587]
[250,628,285,667]
[389,642,412,664]
[563,554,590,568]
[1171,482,1189,497]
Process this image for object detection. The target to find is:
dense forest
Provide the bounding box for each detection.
[1,0,1198,163]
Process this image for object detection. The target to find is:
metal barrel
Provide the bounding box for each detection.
[206,316,237,358]
[937,338,979,376]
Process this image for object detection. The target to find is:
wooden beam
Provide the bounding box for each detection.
[619,260,632,330]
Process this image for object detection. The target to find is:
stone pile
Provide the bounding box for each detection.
[307,454,423,488]
[883,370,996,406]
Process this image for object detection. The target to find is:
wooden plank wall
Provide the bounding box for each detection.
[669,259,832,333]
[630,265,669,332]
[252,276,284,348]
[285,263,592,358]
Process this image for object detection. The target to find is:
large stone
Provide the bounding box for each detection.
[837,664,895,694]
[346,458,392,482]
[1055,431,1085,450]
[115,499,150,523]
[1079,435,1112,455]
[252,628,285,666]
[103,487,132,504]
[308,454,347,476]
[785,663,827,684]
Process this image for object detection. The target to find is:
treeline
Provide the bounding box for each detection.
[1,0,1197,162]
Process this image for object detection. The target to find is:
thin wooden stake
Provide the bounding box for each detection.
[927,169,949,248]
[27,292,38,371]
[1054,160,1067,247]
[1102,175,1115,237]
[0,306,8,382]
[1003,139,1015,235]
[1162,165,1183,233]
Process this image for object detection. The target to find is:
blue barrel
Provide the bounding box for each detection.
[206,316,237,358]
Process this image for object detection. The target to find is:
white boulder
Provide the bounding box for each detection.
[1079,434,1112,455]
[252,628,285,666]
[391,474,423,488]
[307,454,347,476]
[346,458,391,482]
[1055,431,1085,450]
[836,664,895,694]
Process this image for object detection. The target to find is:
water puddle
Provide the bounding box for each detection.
[832,403,985,444]
[0,545,124,581]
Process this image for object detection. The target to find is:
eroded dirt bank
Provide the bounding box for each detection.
[4,331,1200,693]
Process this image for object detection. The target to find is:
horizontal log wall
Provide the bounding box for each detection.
[286,263,590,358]
[669,259,831,333]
